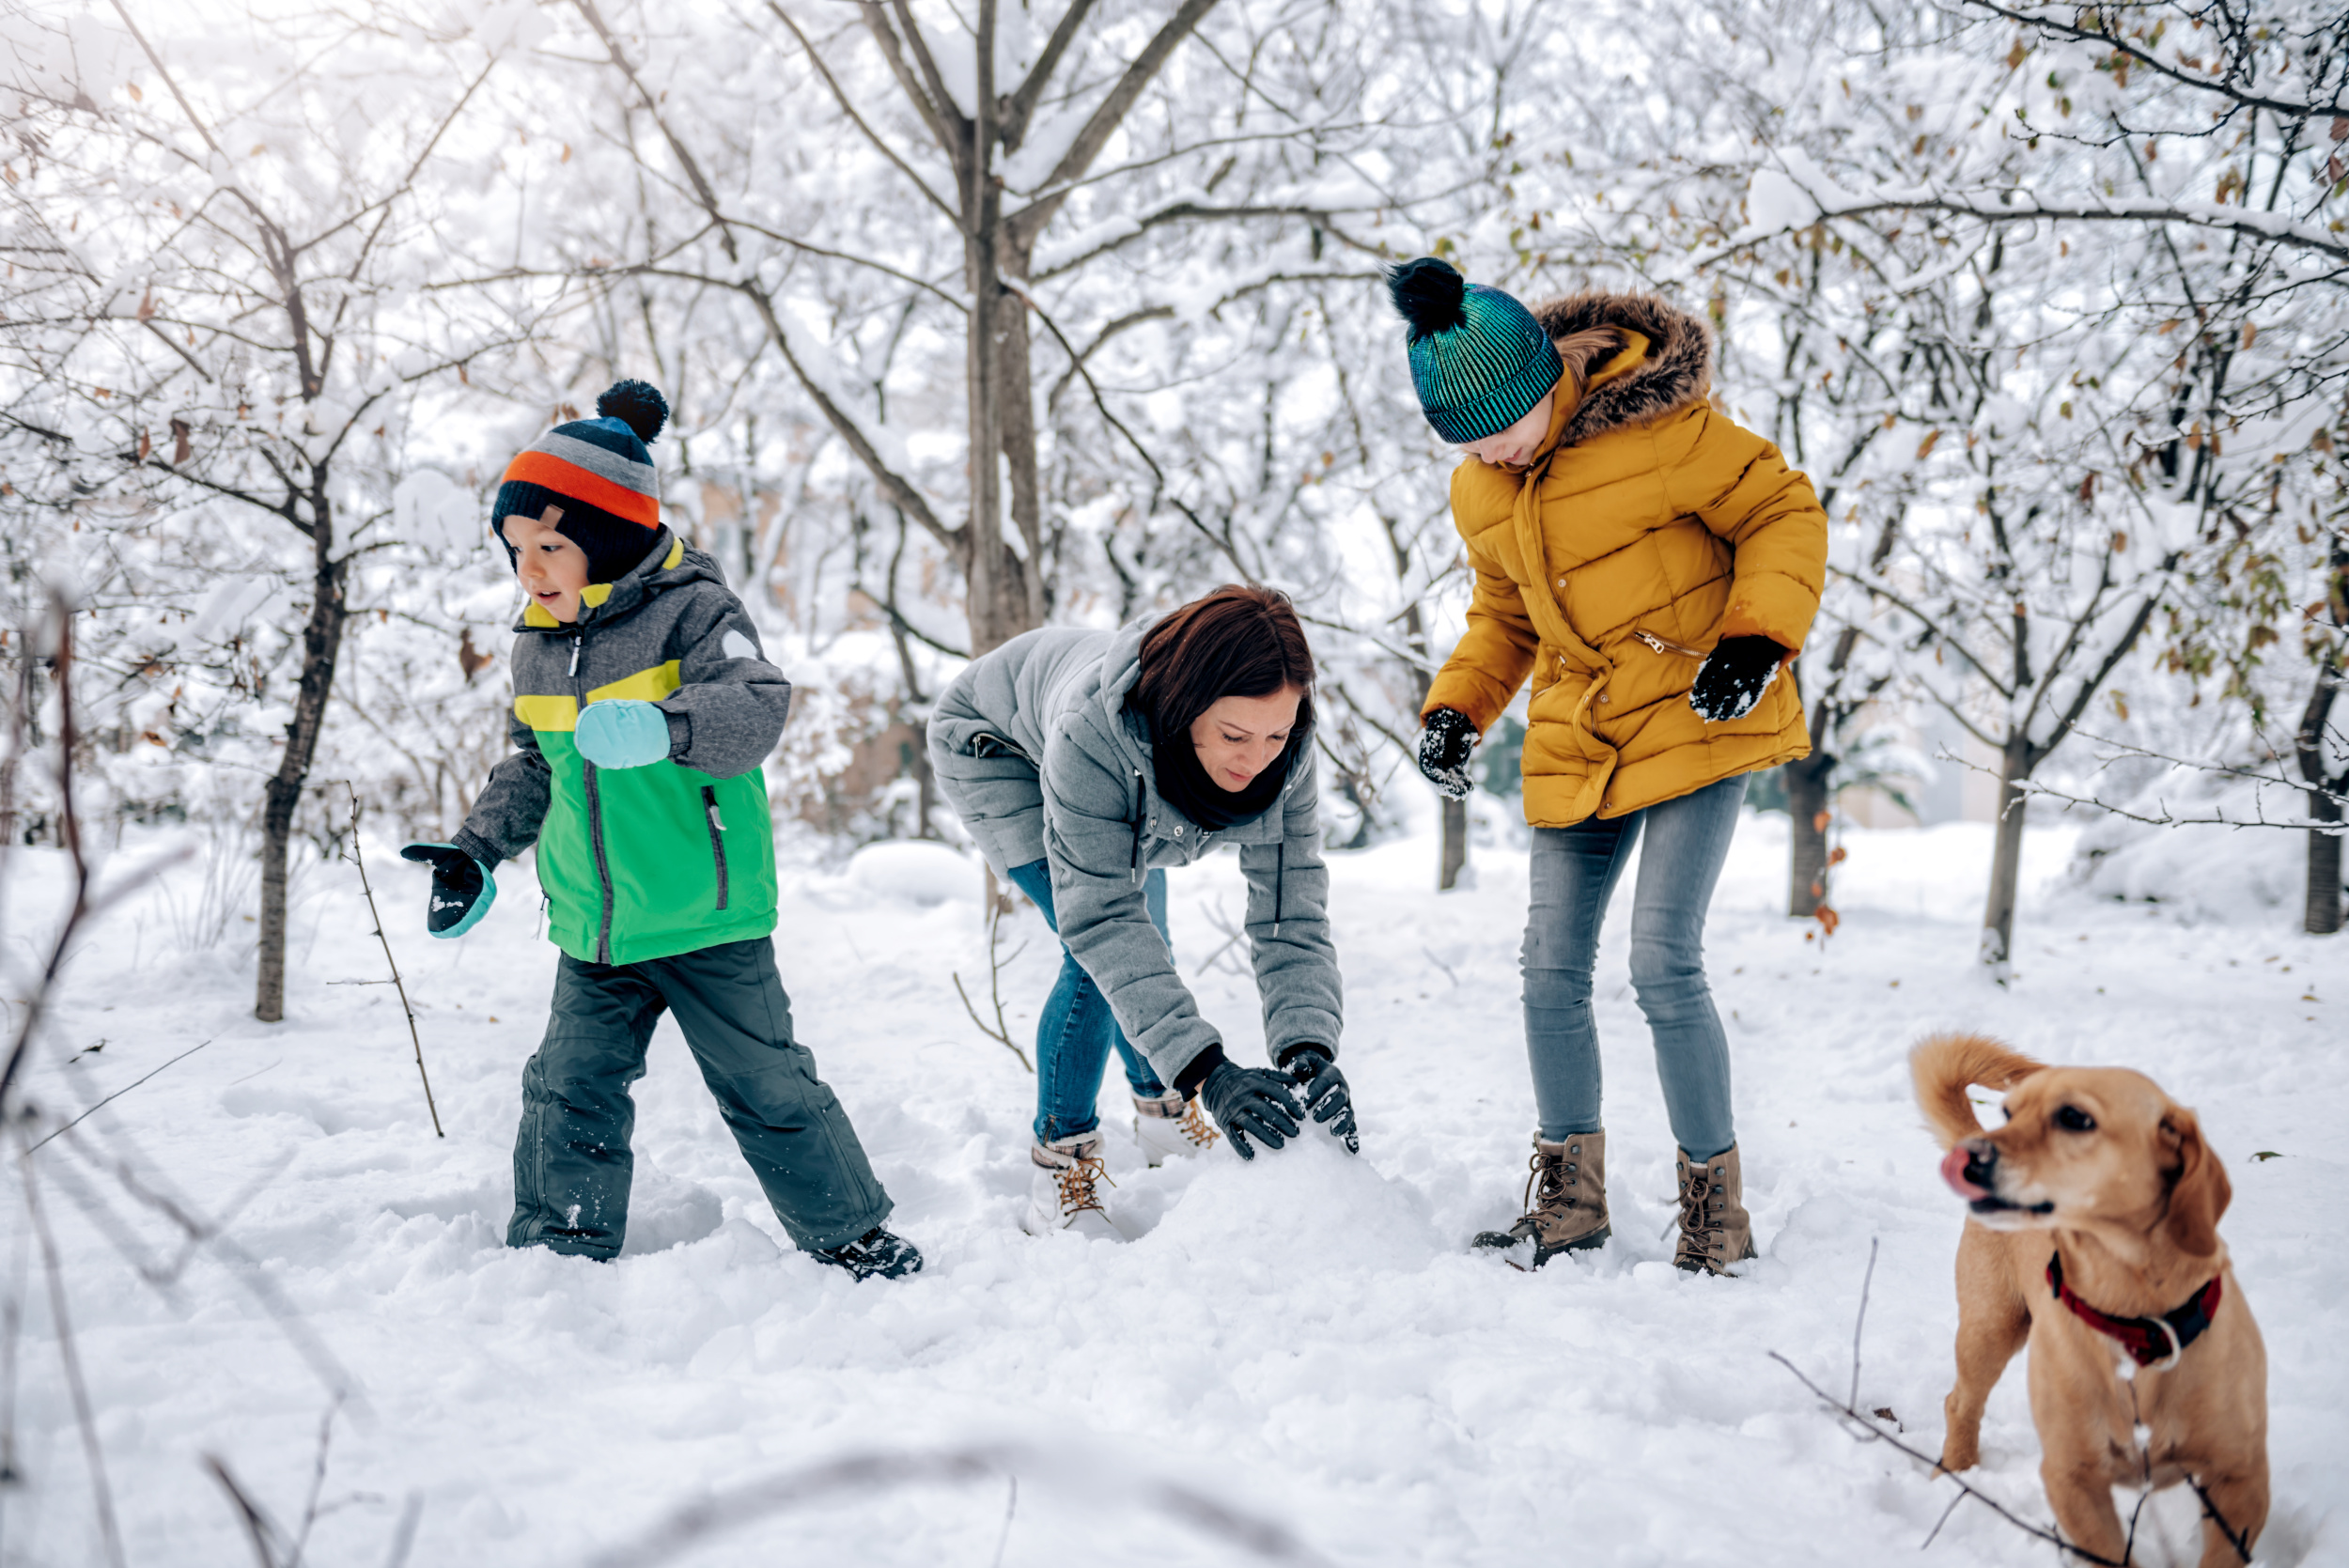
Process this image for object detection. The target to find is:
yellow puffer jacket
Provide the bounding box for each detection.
[1423,291,1828,828]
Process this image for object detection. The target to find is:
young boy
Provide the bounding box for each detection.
[403,380,920,1280]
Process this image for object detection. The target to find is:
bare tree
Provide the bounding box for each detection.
[0,4,509,1018]
[539,0,1412,658]
[1614,0,2349,968]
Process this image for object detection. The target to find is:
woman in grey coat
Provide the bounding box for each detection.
[927,585,1356,1238]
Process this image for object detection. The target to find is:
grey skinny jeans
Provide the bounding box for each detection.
[1520,773,1746,1160]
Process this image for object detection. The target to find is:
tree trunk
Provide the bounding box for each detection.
[1402,602,1470,890]
[1979,735,2033,978]
[2296,598,2342,935]
[1439,797,1468,890]
[2309,812,2343,937]
[993,266,1049,637]
[1785,753,1831,918]
[256,497,349,1021]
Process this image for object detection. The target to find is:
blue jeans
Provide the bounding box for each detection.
[1004,859,1171,1143]
[1521,773,1746,1160]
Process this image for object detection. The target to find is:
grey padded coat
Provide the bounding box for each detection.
[926,620,1343,1087]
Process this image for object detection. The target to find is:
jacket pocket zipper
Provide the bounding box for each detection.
[700,785,729,911]
[970,731,1033,764]
[1631,629,1706,659]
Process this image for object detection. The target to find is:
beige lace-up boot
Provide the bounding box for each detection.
[1673,1145,1757,1276]
[1472,1131,1610,1266]
[1021,1132,1125,1240]
[1132,1089,1221,1166]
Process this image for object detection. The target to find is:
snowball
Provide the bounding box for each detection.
[844,841,981,907]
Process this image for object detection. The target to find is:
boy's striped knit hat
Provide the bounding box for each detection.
[493,380,671,583]
[1388,258,1561,445]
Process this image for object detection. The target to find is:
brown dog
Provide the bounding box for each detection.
[1911,1033,2267,1567]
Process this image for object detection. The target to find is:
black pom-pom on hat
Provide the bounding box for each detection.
[1388,256,1468,342]
[596,379,670,444]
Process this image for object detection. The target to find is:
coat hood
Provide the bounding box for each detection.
[1530,292,1716,448]
[515,526,723,634]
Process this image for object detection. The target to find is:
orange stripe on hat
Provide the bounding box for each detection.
[500,451,661,528]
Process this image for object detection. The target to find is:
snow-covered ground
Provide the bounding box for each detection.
[0,810,2340,1567]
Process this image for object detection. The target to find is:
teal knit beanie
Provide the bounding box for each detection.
[1388,257,1562,444]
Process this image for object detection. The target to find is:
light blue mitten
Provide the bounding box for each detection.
[575,698,673,768]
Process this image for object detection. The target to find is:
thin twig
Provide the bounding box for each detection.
[339,784,443,1137]
[1849,1236,1877,1412]
[952,898,1033,1073]
[2188,1477,2257,1564]
[288,1393,344,1568]
[18,1134,128,1568]
[379,1495,423,1568]
[27,1037,217,1155]
[583,1442,1337,1568]
[1768,1350,2126,1566]
[988,1475,1018,1568]
[204,1452,285,1568]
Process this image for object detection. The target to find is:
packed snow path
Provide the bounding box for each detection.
[2,815,2339,1566]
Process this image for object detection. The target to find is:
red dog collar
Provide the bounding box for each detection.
[2046,1252,2223,1371]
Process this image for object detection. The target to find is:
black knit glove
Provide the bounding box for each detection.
[1280,1047,1359,1154]
[1199,1060,1304,1160]
[1688,636,1786,723]
[1417,707,1478,799]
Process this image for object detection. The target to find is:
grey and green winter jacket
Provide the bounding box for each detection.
[454,530,785,965]
[926,620,1343,1087]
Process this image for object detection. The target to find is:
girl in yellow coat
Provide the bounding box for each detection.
[1392,258,1827,1276]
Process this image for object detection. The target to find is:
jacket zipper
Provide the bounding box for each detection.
[573,632,616,964]
[1631,629,1706,659]
[1130,770,1145,887]
[1272,842,1283,939]
[700,785,729,911]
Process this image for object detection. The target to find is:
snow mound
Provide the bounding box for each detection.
[844,840,981,907]
[1147,1136,1442,1275]
[2063,774,2316,924]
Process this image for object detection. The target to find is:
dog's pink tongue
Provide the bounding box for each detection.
[1940,1144,1987,1200]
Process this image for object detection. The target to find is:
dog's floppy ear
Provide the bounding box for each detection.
[2160,1107,2231,1258]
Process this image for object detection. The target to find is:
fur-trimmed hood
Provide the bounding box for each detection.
[1530,291,1715,448]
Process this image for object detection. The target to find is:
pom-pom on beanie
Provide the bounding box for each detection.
[493,380,672,584]
[1388,257,1562,445]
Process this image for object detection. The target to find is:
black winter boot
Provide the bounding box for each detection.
[814,1227,924,1281]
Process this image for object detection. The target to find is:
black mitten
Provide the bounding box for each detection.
[399,842,495,938]
[1417,707,1479,799]
[1281,1047,1359,1154]
[1688,636,1786,723]
[1198,1060,1304,1160]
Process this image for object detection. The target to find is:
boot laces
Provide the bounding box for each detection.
[1521,1147,1577,1218]
[1055,1152,1115,1218]
[1176,1100,1222,1150]
[1677,1162,1726,1257]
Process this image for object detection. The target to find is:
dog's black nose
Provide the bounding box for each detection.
[1962,1146,1998,1190]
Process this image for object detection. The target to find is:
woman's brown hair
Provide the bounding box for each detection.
[1128,584,1315,738]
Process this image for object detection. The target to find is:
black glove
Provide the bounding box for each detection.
[1417,707,1478,799]
[1281,1047,1359,1154]
[399,842,496,938]
[1687,636,1786,723]
[1198,1059,1304,1160]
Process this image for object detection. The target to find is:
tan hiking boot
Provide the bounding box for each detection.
[1674,1145,1757,1276]
[1021,1132,1125,1240]
[1132,1088,1221,1166]
[1472,1131,1610,1266]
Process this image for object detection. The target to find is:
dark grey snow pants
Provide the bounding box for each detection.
[507,937,892,1258]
